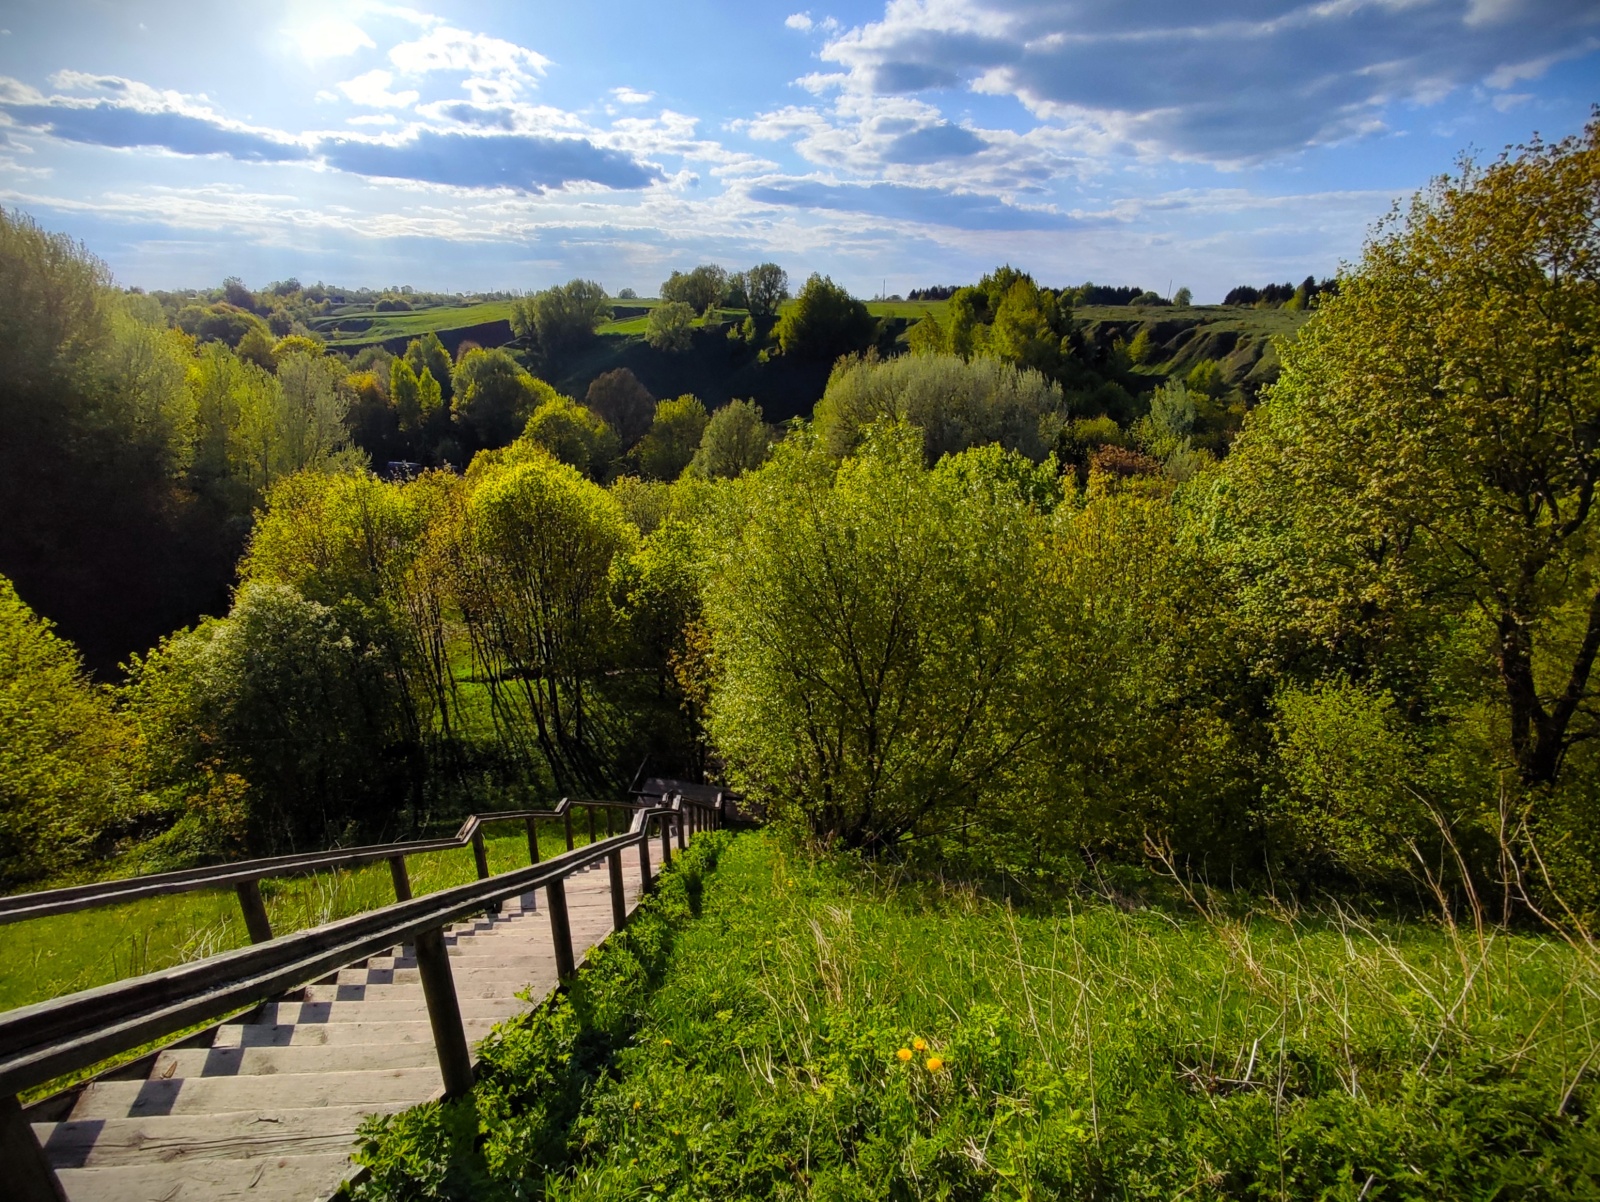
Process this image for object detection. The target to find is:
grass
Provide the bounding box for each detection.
[313,300,517,347]
[350,831,1600,1200]
[0,817,610,1015]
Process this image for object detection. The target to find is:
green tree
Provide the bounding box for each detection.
[0,575,131,886]
[452,347,555,449]
[816,353,1064,464]
[774,274,876,361]
[702,425,1048,850]
[646,300,695,353]
[1174,286,1193,306]
[1127,327,1153,365]
[636,395,710,480]
[989,277,1065,374]
[743,262,790,316]
[688,399,774,479]
[1215,117,1600,787]
[450,449,638,792]
[391,358,423,434]
[660,265,728,315]
[404,332,454,402]
[511,279,611,365]
[523,395,619,479]
[585,368,655,449]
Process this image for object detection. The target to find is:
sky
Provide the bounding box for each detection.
[0,1,1594,302]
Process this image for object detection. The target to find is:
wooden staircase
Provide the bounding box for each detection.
[27,855,646,1201]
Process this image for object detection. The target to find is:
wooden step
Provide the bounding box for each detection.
[36,1104,404,1168]
[53,1151,358,1201]
[252,997,533,1025]
[153,1042,440,1078]
[211,1019,501,1048]
[68,1067,443,1119]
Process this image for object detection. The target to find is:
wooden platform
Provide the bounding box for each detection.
[30,853,651,1201]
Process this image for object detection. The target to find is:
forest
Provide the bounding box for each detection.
[2,119,1598,1199]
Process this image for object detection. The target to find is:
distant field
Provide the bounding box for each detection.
[312,300,517,347]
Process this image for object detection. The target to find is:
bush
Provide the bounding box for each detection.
[816,352,1065,465]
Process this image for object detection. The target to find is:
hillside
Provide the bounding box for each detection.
[326,296,1304,421]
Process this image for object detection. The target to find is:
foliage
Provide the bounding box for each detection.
[816,352,1065,464]
[702,427,1049,849]
[1214,116,1600,787]
[742,262,790,316]
[686,398,773,480]
[774,273,876,361]
[659,265,728,316]
[0,575,133,887]
[645,301,694,353]
[583,368,654,450]
[522,396,618,480]
[635,395,709,481]
[512,279,611,366]
[452,348,556,450]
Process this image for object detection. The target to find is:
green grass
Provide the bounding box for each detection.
[351,831,1600,1200]
[313,300,518,347]
[0,818,611,1015]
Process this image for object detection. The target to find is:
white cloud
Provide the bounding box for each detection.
[786,12,840,34]
[337,69,419,109]
[287,18,376,62]
[389,26,549,84]
[812,0,1600,164]
[612,87,654,105]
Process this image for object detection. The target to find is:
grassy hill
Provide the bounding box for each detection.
[322,295,1304,420]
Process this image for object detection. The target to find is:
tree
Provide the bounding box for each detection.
[989,277,1064,374]
[688,399,774,479]
[660,265,728,315]
[585,368,655,450]
[450,449,638,792]
[636,395,709,480]
[701,425,1048,850]
[743,263,790,316]
[0,574,130,886]
[1127,328,1153,365]
[511,279,611,365]
[404,332,454,402]
[646,301,695,353]
[774,274,876,361]
[522,395,619,479]
[815,353,1064,464]
[452,347,555,449]
[1174,286,1193,306]
[1215,117,1600,787]
[391,358,423,433]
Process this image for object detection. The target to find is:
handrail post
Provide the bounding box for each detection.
[676,805,687,852]
[546,879,576,979]
[563,806,575,852]
[388,855,412,902]
[587,804,597,845]
[470,827,499,915]
[607,850,627,931]
[234,879,273,944]
[1,1093,66,1202]
[414,926,474,1099]
[659,814,673,868]
[638,828,653,893]
[524,816,541,864]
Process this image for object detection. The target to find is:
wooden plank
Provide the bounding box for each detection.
[67,1067,444,1120]
[210,1019,501,1049]
[52,1151,358,1202]
[35,1104,406,1168]
[152,1042,440,1078]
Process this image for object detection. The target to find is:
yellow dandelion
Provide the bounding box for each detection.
[912,1037,927,1051]
[925,1057,945,1072]
[632,1101,642,1111]
[662,1038,672,1045]
[896,1047,913,1062]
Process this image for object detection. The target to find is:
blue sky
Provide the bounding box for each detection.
[0,0,1594,301]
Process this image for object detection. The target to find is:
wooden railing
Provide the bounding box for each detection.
[0,791,729,1200]
[0,797,643,941]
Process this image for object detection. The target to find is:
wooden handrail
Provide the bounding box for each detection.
[0,796,727,1100]
[0,797,643,927]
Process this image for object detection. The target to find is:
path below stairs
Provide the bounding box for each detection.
[30,850,651,1202]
